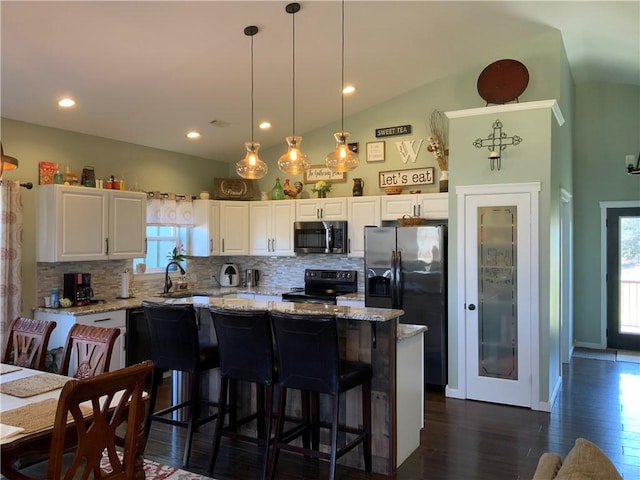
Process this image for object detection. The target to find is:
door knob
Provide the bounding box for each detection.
[468,303,476,311]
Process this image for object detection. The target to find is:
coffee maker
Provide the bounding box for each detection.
[63,273,93,306]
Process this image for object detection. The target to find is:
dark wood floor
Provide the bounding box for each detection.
[144,356,640,479]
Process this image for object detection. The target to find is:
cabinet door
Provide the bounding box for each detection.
[321,198,347,220]
[416,193,448,219]
[380,195,416,221]
[38,185,109,262]
[271,202,295,256]
[249,202,272,255]
[108,190,147,259]
[296,199,321,221]
[220,201,249,255]
[191,200,220,256]
[347,197,380,257]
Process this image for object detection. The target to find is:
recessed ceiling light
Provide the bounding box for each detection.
[342,85,356,95]
[58,97,76,108]
[259,122,272,130]
[186,131,201,139]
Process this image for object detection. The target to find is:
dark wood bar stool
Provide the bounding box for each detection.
[267,311,372,480]
[142,301,220,467]
[208,308,276,479]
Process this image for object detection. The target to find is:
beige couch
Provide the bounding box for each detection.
[532,438,622,480]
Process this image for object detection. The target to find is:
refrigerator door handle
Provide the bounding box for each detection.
[395,250,403,307]
[391,250,397,306]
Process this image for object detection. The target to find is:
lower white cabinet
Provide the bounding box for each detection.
[35,309,126,374]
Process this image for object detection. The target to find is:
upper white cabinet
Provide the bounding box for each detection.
[347,197,381,257]
[249,201,295,256]
[380,193,448,221]
[296,198,347,221]
[219,201,249,255]
[191,199,220,256]
[37,185,146,262]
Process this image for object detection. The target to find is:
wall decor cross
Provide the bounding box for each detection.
[473,119,523,171]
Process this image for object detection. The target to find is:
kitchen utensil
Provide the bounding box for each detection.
[220,263,240,287]
[245,269,260,287]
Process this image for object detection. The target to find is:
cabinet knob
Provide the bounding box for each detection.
[468,303,476,311]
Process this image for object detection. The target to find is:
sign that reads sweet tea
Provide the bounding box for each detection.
[379,167,434,187]
[375,124,412,138]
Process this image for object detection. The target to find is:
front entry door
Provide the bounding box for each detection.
[606,207,640,350]
[464,192,533,407]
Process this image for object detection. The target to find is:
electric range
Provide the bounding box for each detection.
[281,269,358,305]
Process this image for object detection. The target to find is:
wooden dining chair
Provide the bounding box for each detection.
[3,317,57,370]
[59,324,120,378]
[5,360,153,480]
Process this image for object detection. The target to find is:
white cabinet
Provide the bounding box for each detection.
[37,185,146,262]
[34,309,126,374]
[380,193,448,221]
[249,201,295,256]
[191,200,220,256]
[347,197,381,257]
[296,198,347,221]
[219,201,249,255]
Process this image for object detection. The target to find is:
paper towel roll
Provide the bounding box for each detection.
[120,272,130,298]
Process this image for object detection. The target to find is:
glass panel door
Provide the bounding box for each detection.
[607,208,640,350]
[477,206,518,380]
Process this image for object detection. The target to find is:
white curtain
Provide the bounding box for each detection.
[146,192,193,226]
[0,180,23,338]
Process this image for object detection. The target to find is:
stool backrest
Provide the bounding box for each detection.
[210,308,274,385]
[142,301,200,373]
[269,311,340,395]
[3,317,57,370]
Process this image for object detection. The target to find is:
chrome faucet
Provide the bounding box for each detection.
[164,262,186,294]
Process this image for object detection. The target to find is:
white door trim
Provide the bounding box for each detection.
[560,188,573,364]
[454,182,541,409]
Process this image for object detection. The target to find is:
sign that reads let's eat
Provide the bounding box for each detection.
[379,167,434,187]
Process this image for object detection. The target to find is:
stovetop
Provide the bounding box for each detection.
[281,269,358,302]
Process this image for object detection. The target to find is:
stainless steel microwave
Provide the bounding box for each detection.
[293,221,347,254]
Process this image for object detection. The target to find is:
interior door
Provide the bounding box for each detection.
[464,193,532,407]
[606,207,640,350]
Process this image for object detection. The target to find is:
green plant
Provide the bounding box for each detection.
[167,243,186,262]
[312,180,332,193]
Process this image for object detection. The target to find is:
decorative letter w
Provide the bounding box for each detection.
[395,139,423,163]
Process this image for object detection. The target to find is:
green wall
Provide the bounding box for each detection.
[0,118,229,314]
[573,82,640,346]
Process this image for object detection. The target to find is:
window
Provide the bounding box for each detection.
[133,226,190,274]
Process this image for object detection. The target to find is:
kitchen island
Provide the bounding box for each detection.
[34,295,423,475]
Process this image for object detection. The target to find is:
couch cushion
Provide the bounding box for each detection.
[555,438,622,480]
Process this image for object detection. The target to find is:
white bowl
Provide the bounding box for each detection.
[199,191,210,200]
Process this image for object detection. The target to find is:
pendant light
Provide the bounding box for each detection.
[278,2,310,175]
[236,25,268,180]
[325,0,358,173]
[0,143,19,181]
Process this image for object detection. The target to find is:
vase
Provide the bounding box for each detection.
[439,170,449,193]
[352,178,364,196]
[317,190,326,199]
[271,178,285,200]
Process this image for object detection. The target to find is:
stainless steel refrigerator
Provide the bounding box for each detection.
[364,225,447,388]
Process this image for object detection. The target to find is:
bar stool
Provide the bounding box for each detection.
[142,301,220,467]
[267,311,372,480]
[208,308,275,479]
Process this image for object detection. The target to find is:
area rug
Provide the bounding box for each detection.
[142,458,215,480]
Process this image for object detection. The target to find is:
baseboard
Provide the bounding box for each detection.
[574,341,604,350]
[445,385,465,399]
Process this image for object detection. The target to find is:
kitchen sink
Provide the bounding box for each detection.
[156,291,210,299]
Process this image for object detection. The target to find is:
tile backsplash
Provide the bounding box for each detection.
[36,255,365,306]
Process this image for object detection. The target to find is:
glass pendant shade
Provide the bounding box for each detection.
[277,135,309,175]
[236,141,268,179]
[325,131,359,173]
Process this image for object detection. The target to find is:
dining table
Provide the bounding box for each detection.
[0,363,145,479]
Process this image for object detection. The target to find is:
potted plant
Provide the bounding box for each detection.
[312,180,332,198]
[167,243,186,270]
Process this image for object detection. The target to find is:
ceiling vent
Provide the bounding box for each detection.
[209,119,231,128]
